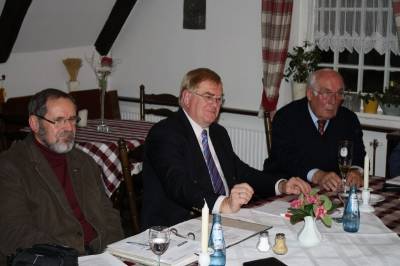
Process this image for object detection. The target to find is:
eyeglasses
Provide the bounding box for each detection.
[190,90,225,105]
[36,114,80,127]
[313,89,345,99]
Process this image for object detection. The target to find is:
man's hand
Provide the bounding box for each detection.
[220,183,254,213]
[346,169,363,187]
[279,177,311,195]
[312,170,342,191]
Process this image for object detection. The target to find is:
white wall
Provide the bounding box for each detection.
[0,0,306,111]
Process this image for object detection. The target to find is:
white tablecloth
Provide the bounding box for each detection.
[222,201,400,266]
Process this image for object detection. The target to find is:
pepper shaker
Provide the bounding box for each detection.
[272,233,288,255]
[256,231,271,252]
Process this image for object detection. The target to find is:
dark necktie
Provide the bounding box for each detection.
[201,130,226,195]
[317,120,326,135]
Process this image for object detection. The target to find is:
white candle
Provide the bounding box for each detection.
[364,155,369,189]
[201,200,209,253]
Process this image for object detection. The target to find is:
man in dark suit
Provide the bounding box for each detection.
[264,69,366,192]
[141,68,311,229]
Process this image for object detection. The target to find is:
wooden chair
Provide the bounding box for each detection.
[0,95,32,151]
[263,111,273,155]
[117,138,143,235]
[139,84,178,120]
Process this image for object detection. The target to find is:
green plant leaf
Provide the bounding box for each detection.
[321,216,332,227]
[320,194,332,210]
[290,213,305,225]
[310,188,319,196]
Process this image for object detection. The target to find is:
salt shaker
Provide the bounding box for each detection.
[256,231,270,252]
[272,233,288,255]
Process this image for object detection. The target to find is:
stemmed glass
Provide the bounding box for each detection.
[338,140,353,196]
[148,226,170,266]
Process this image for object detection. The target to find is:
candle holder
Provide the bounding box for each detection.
[198,251,210,266]
[359,188,374,213]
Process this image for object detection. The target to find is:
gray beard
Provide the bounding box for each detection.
[37,125,75,154]
[48,140,75,154]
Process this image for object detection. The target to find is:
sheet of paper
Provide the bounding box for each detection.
[107,229,198,266]
[253,200,290,217]
[173,217,270,248]
[79,252,126,266]
[386,176,400,186]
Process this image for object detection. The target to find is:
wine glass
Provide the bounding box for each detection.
[148,226,170,266]
[338,140,353,195]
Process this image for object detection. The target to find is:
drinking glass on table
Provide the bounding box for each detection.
[149,226,170,266]
[338,140,353,194]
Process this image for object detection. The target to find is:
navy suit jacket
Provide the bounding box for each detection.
[264,98,366,180]
[141,109,279,229]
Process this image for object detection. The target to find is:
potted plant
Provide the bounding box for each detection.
[377,81,400,116]
[284,41,320,100]
[359,90,379,114]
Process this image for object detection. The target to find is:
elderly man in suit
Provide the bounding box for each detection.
[141,68,311,229]
[264,69,366,192]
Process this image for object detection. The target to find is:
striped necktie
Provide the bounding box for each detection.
[317,120,326,135]
[201,129,226,195]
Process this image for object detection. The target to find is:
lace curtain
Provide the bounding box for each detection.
[314,0,399,55]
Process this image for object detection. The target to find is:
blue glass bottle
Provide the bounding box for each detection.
[342,185,360,232]
[209,214,226,266]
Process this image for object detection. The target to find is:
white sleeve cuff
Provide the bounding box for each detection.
[275,179,287,195]
[307,169,319,182]
[212,196,226,214]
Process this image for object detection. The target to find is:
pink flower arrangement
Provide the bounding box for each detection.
[287,188,336,227]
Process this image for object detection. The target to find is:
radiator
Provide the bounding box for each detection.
[121,110,267,170]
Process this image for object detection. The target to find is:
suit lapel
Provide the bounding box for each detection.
[26,139,74,215]
[177,109,215,191]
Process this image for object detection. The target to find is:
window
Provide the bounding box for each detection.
[314,0,400,94]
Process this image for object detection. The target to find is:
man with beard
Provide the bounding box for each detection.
[0,89,123,264]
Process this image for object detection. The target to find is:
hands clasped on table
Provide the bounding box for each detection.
[313,169,363,192]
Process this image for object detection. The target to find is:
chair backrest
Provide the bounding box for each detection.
[139,84,178,121]
[69,89,121,119]
[0,95,32,151]
[263,111,272,155]
[117,138,142,235]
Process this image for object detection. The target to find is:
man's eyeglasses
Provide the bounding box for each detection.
[190,90,225,105]
[313,89,345,99]
[35,114,80,127]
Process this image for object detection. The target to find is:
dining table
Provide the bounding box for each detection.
[81,176,400,266]
[248,176,400,235]
[74,118,154,196]
[212,176,400,265]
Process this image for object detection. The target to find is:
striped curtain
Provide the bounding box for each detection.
[394,0,400,43]
[260,0,293,112]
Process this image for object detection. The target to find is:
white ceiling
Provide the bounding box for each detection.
[0,0,116,53]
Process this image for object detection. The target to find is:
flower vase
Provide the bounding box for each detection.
[97,77,110,133]
[298,216,321,247]
[292,82,307,100]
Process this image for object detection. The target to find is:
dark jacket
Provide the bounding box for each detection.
[264,97,366,180]
[141,109,279,229]
[0,135,123,263]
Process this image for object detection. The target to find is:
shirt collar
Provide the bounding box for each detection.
[183,109,208,140]
[307,103,330,128]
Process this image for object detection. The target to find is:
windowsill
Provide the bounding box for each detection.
[356,111,400,130]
